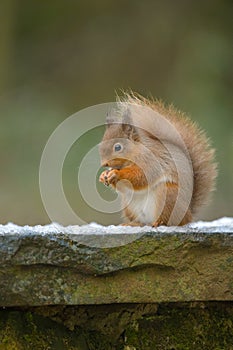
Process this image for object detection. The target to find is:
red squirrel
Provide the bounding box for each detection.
[99,92,217,226]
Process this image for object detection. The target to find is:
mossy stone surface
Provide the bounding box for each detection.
[0,302,233,350]
[0,219,233,348]
[0,311,89,350]
[0,219,233,306]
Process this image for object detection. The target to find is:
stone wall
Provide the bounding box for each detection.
[0,218,232,349]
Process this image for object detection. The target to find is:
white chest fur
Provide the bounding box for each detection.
[121,187,156,225]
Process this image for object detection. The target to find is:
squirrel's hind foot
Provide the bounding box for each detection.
[120,222,144,227]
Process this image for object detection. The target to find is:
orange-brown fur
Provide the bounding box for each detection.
[99,92,217,226]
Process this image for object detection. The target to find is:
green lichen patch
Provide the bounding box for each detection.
[124,302,233,350]
[0,311,88,350]
[1,302,233,349]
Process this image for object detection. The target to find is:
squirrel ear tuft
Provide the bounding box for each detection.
[106,111,117,125]
[122,123,139,141]
[122,110,139,141]
[106,107,139,141]
[106,108,123,126]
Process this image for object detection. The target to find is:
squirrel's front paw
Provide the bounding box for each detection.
[99,169,110,185]
[99,168,119,187]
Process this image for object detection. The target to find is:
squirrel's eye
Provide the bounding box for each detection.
[114,143,123,152]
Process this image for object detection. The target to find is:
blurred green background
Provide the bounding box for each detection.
[0,0,232,225]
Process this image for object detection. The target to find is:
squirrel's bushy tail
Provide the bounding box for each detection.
[183,124,217,215]
[119,91,217,216]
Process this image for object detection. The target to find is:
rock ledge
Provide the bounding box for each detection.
[0,217,232,306]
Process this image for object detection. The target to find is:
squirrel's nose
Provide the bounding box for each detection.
[102,162,109,167]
